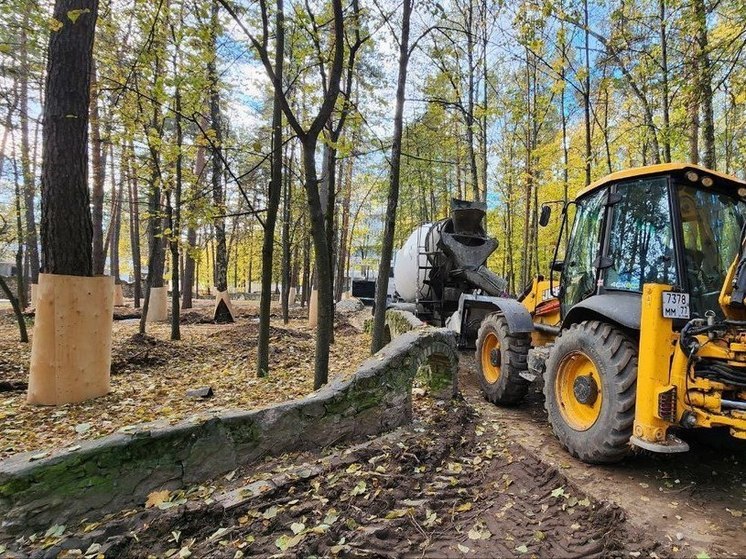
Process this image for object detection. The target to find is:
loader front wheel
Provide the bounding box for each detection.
[475,313,530,405]
[544,320,637,464]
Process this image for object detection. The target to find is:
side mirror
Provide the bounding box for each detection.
[539,205,551,227]
[551,260,564,273]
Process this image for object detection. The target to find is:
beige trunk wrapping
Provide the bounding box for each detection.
[146,286,168,322]
[213,290,236,321]
[29,283,38,310]
[308,289,319,327]
[28,274,114,405]
[113,283,125,306]
[288,287,297,306]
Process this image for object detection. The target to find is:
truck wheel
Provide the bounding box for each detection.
[544,320,637,464]
[475,313,530,405]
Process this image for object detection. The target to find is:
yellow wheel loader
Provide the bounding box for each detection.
[475,163,746,464]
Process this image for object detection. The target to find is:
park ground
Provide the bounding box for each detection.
[1,302,745,558]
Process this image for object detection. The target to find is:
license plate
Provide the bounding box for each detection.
[662,291,690,319]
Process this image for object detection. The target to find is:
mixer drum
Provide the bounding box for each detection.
[393,223,441,303]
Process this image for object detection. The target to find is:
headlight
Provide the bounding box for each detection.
[701,176,714,187]
[686,171,699,182]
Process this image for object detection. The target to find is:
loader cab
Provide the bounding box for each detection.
[554,164,746,329]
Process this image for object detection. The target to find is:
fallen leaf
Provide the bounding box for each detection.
[385,508,410,519]
[146,490,171,508]
[351,480,367,496]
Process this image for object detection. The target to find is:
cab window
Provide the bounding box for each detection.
[678,184,745,317]
[604,178,677,292]
[562,189,605,313]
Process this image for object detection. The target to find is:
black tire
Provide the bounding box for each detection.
[475,313,530,405]
[544,320,637,464]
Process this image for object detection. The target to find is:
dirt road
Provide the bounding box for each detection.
[459,354,746,559]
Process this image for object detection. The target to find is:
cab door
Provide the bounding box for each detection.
[560,188,607,317]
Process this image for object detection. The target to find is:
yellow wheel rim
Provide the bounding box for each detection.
[555,351,603,431]
[481,332,501,384]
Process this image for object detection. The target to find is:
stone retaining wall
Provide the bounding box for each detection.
[0,326,457,535]
[383,308,426,341]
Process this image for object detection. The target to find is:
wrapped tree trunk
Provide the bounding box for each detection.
[29,0,111,405]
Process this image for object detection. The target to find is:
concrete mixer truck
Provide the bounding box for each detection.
[391,198,524,347]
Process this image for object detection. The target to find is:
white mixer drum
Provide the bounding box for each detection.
[393,223,441,303]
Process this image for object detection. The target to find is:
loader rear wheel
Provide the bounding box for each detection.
[475,313,530,405]
[544,320,637,464]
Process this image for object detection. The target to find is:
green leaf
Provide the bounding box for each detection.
[67,9,90,23]
[516,544,529,553]
[550,487,565,498]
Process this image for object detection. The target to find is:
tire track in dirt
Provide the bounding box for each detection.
[460,352,746,558]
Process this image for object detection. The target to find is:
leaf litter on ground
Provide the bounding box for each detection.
[0,301,371,459]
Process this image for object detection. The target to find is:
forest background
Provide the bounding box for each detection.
[1,0,745,374]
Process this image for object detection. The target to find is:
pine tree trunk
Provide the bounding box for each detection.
[40,0,98,276]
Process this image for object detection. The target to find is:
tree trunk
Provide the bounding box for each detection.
[139,89,165,334]
[127,142,142,307]
[90,60,107,274]
[257,0,284,377]
[335,151,353,301]
[40,1,98,276]
[169,82,183,341]
[13,157,27,310]
[20,16,40,283]
[182,226,196,308]
[209,0,229,299]
[303,138,334,387]
[371,0,411,353]
[465,0,479,201]
[281,138,293,324]
[694,0,715,169]
[659,0,671,163]
[301,224,310,308]
[110,147,123,282]
[0,276,27,342]
[182,129,207,310]
[583,0,592,186]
